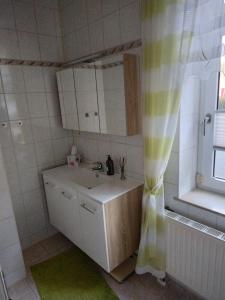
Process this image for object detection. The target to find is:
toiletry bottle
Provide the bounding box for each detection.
[106,155,114,175]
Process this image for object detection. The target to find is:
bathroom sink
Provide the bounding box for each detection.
[67,168,110,189]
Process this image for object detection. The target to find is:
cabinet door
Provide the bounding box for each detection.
[96,61,127,136]
[44,180,81,246]
[79,193,108,271]
[96,54,139,136]
[56,69,79,130]
[74,68,100,133]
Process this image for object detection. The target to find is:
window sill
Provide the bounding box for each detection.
[175,189,225,217]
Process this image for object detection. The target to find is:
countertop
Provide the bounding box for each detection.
[42,165,143,204]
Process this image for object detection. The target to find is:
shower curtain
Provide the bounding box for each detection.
[136,0,198,279]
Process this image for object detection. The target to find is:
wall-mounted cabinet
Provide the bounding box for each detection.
[56,54,139,136]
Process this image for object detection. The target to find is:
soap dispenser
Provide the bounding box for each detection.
[106,155,114,175]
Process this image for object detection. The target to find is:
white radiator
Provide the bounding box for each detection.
[166,211,225,300]
[0,267,9,300]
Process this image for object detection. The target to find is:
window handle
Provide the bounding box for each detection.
[203,113,212,136]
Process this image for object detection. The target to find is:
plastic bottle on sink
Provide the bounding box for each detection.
[106,155,114,176]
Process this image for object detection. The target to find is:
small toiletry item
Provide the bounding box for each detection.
[119,156,126,180]
[106,155,114,175]
[67,155,78,167]
[67,144,80,167]
[71,145,77,156]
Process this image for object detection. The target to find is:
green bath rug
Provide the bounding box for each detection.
[31,247,118,300]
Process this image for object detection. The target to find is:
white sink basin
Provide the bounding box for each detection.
[67,168,110,189]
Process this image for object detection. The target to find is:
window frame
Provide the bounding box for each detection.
[198,71,225,194]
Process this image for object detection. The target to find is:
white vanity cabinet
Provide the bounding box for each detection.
[43,168,143,273]
[44,180,81,246]
[79,194,108,269]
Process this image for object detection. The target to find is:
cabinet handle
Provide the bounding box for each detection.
[94,112,98,116]
[80,203,96,215]
[85,113,89,118]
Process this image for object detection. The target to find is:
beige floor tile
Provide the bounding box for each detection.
[23,243,48,266]
[8,278,32,300]
[19,290,41,300]
[39,233,74,255]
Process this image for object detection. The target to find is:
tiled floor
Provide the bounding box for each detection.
[8,233,203,300]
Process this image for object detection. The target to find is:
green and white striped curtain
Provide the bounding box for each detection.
[136,0,197,279]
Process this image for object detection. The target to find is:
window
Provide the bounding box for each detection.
[198,37,225,193]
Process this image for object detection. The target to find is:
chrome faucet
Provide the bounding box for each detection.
[92,161,103,171]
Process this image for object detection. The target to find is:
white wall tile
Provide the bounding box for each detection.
[61,3,75,34]
[0,243,25,279]
[0,147,25,284]
[119,0,136,8]
[120,1,140,43]
[36,6,58,36]
[5,93,29,120]
[23,189,44,215]
[14,1,37,33]
[102,0,119,16]
[37,0,59,9]
[74,0,87,29]
[0,29,19,59]
[18,32,40,61]
[0,190,13,221]
[164,183,179,208]
[49,116,67,139]
[1,66,25,93]
[10,120,33,145]
[0,0,15,30]
[31,117,51,142]
[39,35,60,62]
[14,143,37,169]
[165,152,179,185]
[103,12,121,49]
[89,20,104,53]
[0,0,71,252]
[35,140,54,166]
[87,0,102,23]
[179,148,196,196]
[23,67,45,92]
[63,32,77,61]
[0,218,19,251]
[52,138,69,162]
[43,68,58,92]
[0,122,12,148]
[27,93,48,117]
[76,26,90,57]
[18,167,40,193]
[125,145,143,176]
[0,94,8,121]
[46,92,60,116]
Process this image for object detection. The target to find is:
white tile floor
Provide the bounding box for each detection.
[8,233,203,300]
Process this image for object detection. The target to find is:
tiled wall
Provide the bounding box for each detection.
[74,131,144,180]
[0,65,73,249]
[59,0,141,61]
[0,0,73,249]
[0,0,62,62]
[164,76,200,210]
[0,145,25,286]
